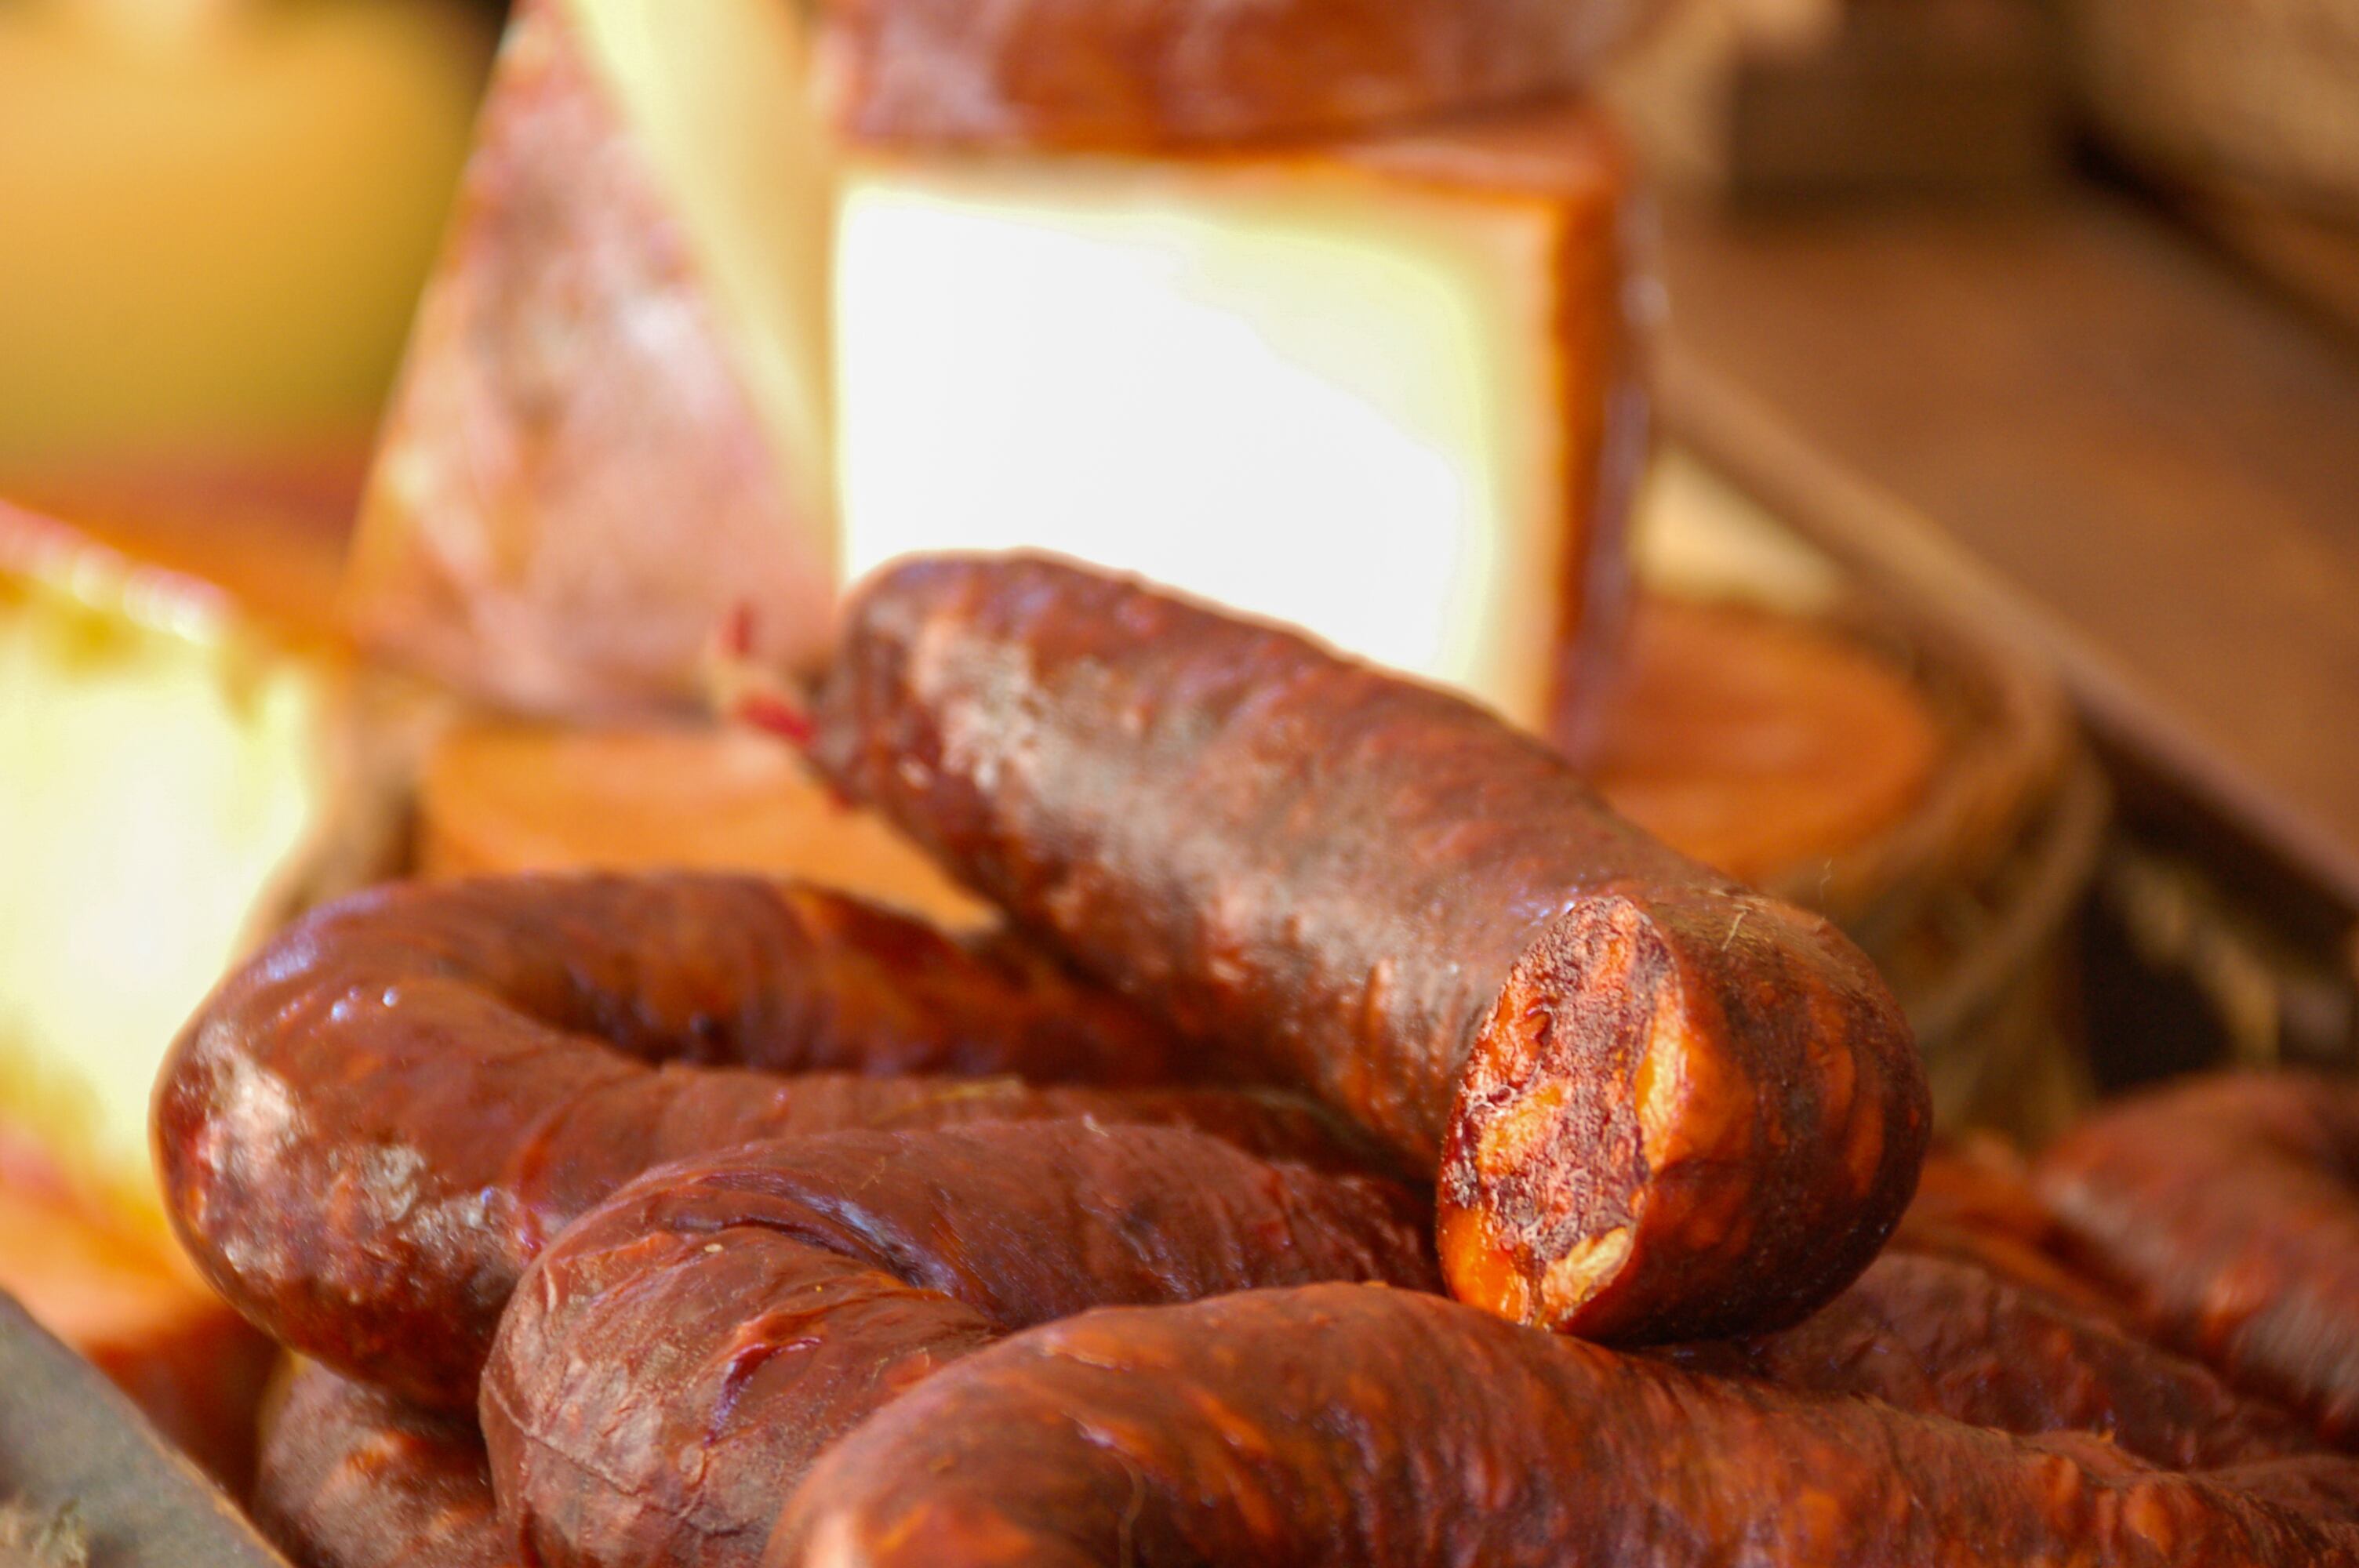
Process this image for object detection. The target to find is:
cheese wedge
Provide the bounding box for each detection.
[0,463,423,1229]
[345,0,838,713]
[418,718,990,929]
[835,100,1648,735]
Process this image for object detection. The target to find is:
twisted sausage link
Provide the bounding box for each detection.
[156,873,1366,1407]
[482,1123,1435,1568]
[770,1284,2359,1568]
[253,1361,511,1568]
[2037,1072,2359,1443]
[1663,1250,2325,1475]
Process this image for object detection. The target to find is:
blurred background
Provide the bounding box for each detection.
[1,0,2355,1484]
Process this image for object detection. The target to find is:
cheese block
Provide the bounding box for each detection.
[818,0,1664,151]
[0,459,423,1231]
[345,0,838,714]
[836,100,1650,736]
[419,719,990,930]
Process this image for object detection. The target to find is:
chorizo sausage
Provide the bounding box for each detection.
[1661,1250,2321,1475]
[769,1283,2359,1568]
[481,1122,1434,1568]
[817,0,1656,151]
[252,1362,511,1568]
[1890,1141,2119,1317]
[2037,1071,2359,1443]
[155,872,1376,1410]
[808,553,1928,1341]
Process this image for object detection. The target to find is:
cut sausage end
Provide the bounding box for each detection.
[1439,891,1928,1341]
[1438,895,1675,1334]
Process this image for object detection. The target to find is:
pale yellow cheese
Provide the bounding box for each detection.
[835,107,1641,732]
[0,495,419,1226]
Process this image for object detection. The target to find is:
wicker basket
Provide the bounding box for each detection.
[1820,595,2108,1145]
[2070,0,2359,221]
[1607,447,2106,1143]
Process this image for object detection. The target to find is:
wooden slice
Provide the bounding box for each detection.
[417,720,991,929]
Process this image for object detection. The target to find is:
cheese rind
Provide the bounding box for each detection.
[836,103,1645,735]
[818,0,1662,151]
[345,0,837,714]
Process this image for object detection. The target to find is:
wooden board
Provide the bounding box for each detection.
[0,1292,289,1568]
[1658,189,2359,916]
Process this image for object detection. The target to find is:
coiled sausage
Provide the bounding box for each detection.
[482,1122,1435,1568]
[2037,1072,2359,1443]
[770,1284,2359,1567]
[252,1361,510,1568]
[157,873,1372,1408]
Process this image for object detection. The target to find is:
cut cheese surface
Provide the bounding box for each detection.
[347,0,838,713]
[836,102,1644,734]
[0,470,414,1228]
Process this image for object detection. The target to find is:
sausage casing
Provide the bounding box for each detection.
[810,554,1928,1339]
[482,1122,1434,1568]
[2037,1072,2359,1443]
[770,1284,2359,1567]
[156,872,1369,1407]
[253,1362,511,1568]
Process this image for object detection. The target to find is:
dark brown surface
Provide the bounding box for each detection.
[1663,1250,2327,1475]
[0,1293,293,1568]
[1659,192,2359,910]
[1890,1138,2121,1314]
[816,0,1657,150]
[253,1363,511,1568]
[2037,1072,2359,1443]
[812,554,1927,1342]
[482,1123,1434,1568]
[155,872,1363,1410]
[768,1283,2359,1567]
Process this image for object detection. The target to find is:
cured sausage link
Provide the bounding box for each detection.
[768,1284,2359,1568]
[810,554,1928,1341]
[481,1123,1436,1568]
[155,872,1365,1409]
[1662,1250,2328,1476]
[2037,1071,2359,1443]
[253,1363,511,1568]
